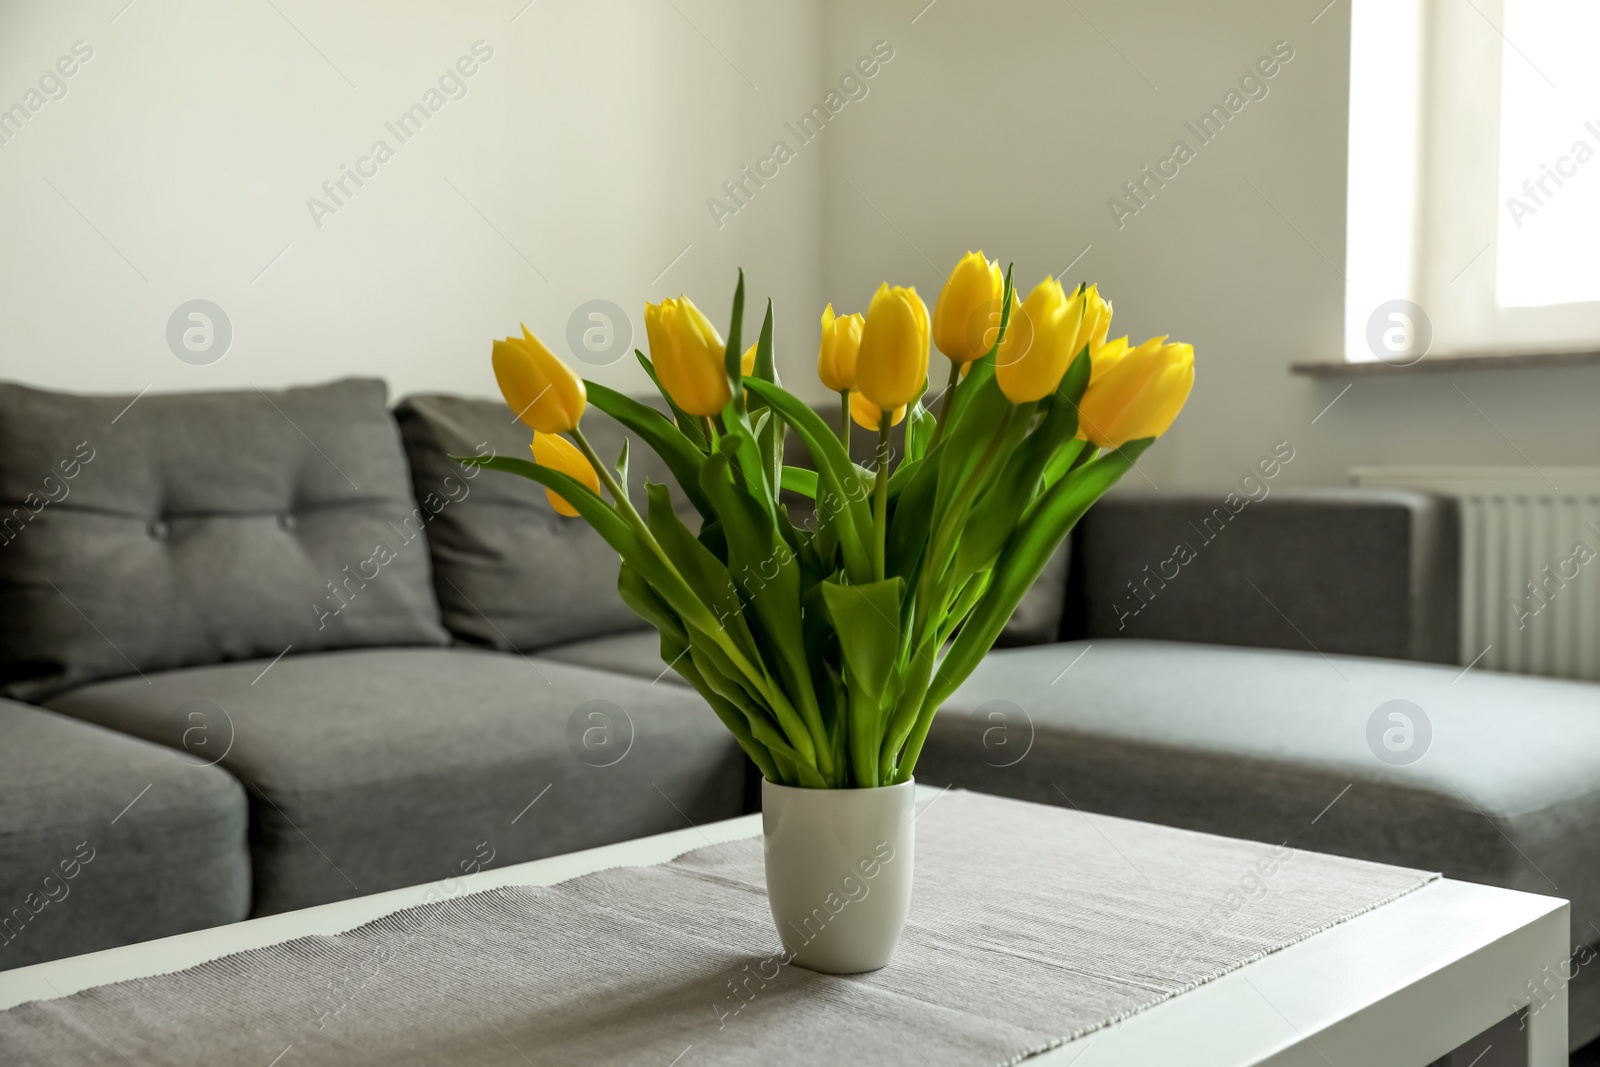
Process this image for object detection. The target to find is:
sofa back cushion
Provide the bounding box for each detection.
[1064,489,1460,663]
[395,394,694,653]
[0,379,448,700]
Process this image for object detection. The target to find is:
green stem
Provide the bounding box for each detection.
[839,389,852,454]
[937,570,992,647]
[929,360,962,449]
[879,639,935,783]
[883,408,1021,770]
[913,406,1016,645]
[893,687,943,783]
[872,412,892,582]
[849,689,879,788]
[570,426,819,770]
[571,425,634,518]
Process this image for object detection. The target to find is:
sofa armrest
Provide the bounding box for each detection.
[1062,488,1460,663]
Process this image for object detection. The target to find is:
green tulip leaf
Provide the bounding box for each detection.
[699,451,829,775]
[752,300,785,493]
[724,270,745,410]
[744,377,874,585]
[644,481,761,665]
[754,298,778,383]
[715,420,775,515]
[634,351,709,452]
[780,465,818,499]
[818,577,905,712]
[454,453,629,550]
[617,560,685,645]
[664,633,779,782]
[586,381,713,518]
[819,576,906,786]
[697,517,728,561]
[886,445,942,587]
[896,437,1155,781]
[954,348,1093,576]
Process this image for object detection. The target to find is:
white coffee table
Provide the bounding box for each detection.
[0,789,1568,1066]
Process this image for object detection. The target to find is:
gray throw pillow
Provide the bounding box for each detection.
[395,394,694,654]
[0,379,448,701]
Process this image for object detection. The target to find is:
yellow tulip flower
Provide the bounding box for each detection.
[1078,284,1112,359]
[932,251,1004,364]
[644,296,730,416]
[848,390,906,432]
[1077,336,1194,449]
[994,278,1085,404]
[817,304,864,392]
[492,327,587,434]
[855,284,930,411]
[530,432,601,517]
[1087,335,1131,384]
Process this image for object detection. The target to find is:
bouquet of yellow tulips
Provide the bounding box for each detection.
[463,253,1193,789]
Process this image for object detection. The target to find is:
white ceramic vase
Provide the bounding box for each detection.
[760,777,915,974]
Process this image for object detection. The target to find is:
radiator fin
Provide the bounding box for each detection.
[1350,467,1600,681]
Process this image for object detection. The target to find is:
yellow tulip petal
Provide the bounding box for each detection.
[493,329,586,434]
[856,284,930,410]
[645,296,731,416]
[933,251,1005,364]
[1077,339,1194,448]
[995,277,1083,403]
[530,432,601,517]
[818,303,864,392]
[849,390,906,432]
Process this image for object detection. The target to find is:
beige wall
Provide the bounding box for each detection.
[1,0,1594,489]
[0,0,822,401]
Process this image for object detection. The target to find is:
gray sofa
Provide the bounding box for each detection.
[1,379,1596,1048]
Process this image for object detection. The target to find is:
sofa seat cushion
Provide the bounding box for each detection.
[537,629,682,683]
[917,639,1600,1040]
[47,648,747,916]
[0,702,248,968]
[0,379,448,702]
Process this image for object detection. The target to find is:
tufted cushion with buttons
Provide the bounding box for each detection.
[0,379,449,701]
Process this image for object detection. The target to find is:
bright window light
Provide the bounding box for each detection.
[1495,0,1600,308]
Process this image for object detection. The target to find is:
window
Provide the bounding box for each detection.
[1344,0,1600,364]
[1494,0,1600,308]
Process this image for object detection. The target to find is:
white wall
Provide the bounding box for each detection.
[822,0,1600,490]
[2,0,1595,489]
[0,0,821,402]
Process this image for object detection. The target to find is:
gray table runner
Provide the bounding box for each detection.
[0,790,1436,1066]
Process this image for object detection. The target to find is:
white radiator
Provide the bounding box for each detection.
[1350,466,1600,681]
